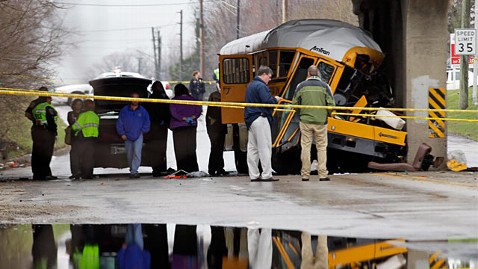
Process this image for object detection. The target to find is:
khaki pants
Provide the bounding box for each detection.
[300,122,328,178]
[301,232,328,269]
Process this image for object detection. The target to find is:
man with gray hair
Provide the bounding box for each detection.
[244,65,282,181]
[292,65,335,181]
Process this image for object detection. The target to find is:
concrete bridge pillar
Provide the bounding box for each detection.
[353,0,451,168]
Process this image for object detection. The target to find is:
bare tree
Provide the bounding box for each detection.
[199,0,356,80]
[0,0,71,89]
[0,0,72,154]
[82,51,155,81]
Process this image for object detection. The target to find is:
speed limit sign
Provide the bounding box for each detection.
[455,29,476,55]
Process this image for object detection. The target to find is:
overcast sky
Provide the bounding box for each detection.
[54,0,197,85]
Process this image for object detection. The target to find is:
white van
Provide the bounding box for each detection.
[446,68,475,90]
[52,84,93,105]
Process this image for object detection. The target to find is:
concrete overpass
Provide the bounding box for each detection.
[353,0,450,167]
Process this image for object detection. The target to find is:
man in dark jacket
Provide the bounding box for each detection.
[206,90,228,176]
[30,94,58,180]
[116,92,151,178]
[244,65,282,182]
[189,71,205,101]
[144,81,170,177]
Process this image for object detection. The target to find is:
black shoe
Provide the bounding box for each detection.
[217,170,229,176]
[302,177,309,181]
[129,173,140,179]
[208,171,217,176]
[261,177,279,182]
[69,175,75,179]
[319,177,330,181]
[45,176,58,180]
[250,178,261,182]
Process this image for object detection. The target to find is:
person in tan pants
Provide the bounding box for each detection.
[292,65,335,181]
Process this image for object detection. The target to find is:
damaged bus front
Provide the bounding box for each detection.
[218,19,407,174]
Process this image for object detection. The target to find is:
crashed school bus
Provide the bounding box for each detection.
[89,71,158,168]
[218,19,407,174]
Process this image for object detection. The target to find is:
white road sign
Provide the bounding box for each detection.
[454,28,477,55]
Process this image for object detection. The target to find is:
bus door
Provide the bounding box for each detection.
[219,54,253,124]
[272,55,315,150]
[272,99,299,150]
[281,55,315,101]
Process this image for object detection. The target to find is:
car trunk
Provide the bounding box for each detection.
[89,76,157,168]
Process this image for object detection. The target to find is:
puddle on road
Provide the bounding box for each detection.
[0,224,476,269]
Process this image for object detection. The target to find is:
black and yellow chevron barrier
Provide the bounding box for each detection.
[428,88,447,138]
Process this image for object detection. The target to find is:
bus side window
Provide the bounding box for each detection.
[278,51,295,78]
[222,58,250,84]
[269,50,278,78]
[317,62,335,84]
[283,57,315,100]
[254,52,268,76]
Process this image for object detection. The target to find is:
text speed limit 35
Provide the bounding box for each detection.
[455,28,476,55]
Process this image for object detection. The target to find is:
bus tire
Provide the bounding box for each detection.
[272,147,301,175]
[234,148,248,174]
[233,124,248,174]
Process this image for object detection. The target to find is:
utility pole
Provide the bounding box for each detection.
[157,31,161,79]
[179,10,183,81]
[137,57,142,74]
[282,0,288,23]
[473,0,478,105]
[460,0,471,109]
[152,27,161,79]
[236,0,240,39]
[200,0,205,76]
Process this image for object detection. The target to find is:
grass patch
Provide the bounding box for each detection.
[447,89,478,140]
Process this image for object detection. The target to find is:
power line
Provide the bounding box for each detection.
[53,1,218,7]
[76,23,177,33]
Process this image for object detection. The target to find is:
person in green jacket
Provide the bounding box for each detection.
[71,99,99,179]
[292,65,335,182]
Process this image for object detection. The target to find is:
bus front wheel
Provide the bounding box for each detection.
[233,124,248,174]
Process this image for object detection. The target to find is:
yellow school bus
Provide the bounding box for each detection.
[218,19,407,174]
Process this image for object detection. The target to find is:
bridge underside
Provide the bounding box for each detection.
[352,0,450,167]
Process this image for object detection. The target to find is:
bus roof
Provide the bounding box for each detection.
[219,19,382,62]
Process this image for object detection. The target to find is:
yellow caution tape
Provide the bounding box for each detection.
[0,87,477,122]
[168,80,217,85]
[332,112,478,123]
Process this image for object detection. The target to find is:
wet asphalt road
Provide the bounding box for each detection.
[0,170,477,243]
[0,104,477,243]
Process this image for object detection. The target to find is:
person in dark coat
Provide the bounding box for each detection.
[206,90,228,176]
[169,83,202,172]
[29,93,58,181]
[67,99,83,179]
[144,81,171,177]
[189,71,205,101]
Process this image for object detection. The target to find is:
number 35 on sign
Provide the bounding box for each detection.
[455,29,477,55]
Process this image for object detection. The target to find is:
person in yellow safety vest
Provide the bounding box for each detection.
[213,68,220,83]
[31,96,58,181]
[71,99,99,180]
[213,68,221,91]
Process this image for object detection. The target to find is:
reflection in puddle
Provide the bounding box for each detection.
[0,224,476,269]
